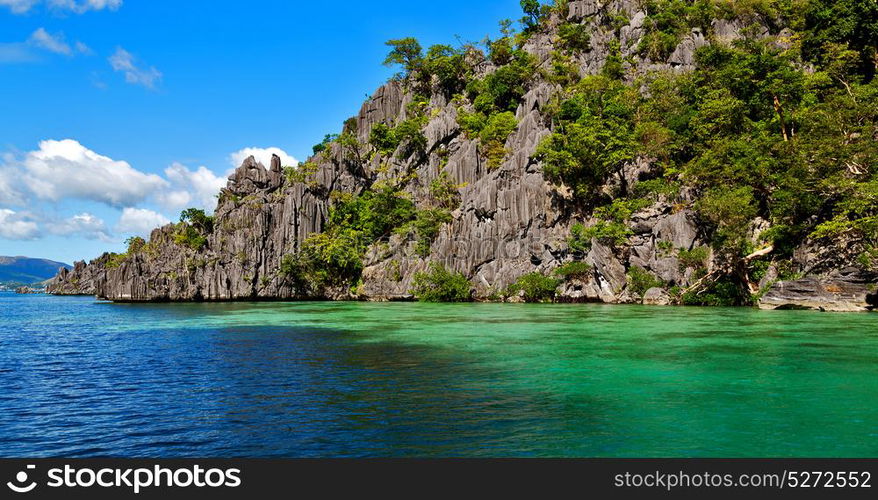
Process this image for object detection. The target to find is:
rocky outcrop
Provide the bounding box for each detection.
[758,268,878,312]
[47,0,876,311]
[642,287,671,306]
[47,256,111,295]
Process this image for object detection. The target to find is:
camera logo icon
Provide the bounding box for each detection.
[7,465,37,493]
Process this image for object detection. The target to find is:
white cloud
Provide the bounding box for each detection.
[0,209,114,242]
[74,41,92,55]
[49,0,122,13]
[0,166,25,205]
[0,140,297,246]
[1,0,121,13]
[1,28,90,64]
[229,147,297,170]
[158,162,227,212]
[115,207,170,237]
[157,190,192,210]
[0,209,40,240]
[0,0,38,14]
[29,28,72,56]
[108,47,161,89]
[3,139,232,222]
[46,212,111,241]
[18,139,167,207]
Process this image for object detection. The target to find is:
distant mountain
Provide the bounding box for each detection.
[0,256,71,285]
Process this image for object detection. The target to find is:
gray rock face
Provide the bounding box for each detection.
[758,269,878,312]
[642,287,671,305]
[357,81,406,143]
[46,2,871,311]
[653,211,698,250]
[47,255,111,295]
[567,0,601,21]
[227,154,286,196]
[52,149,366,302]
[668,30,709,68]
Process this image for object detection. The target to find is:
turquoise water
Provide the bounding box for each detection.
[1,292,876,457]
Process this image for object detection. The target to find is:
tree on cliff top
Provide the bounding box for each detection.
[520,0,543,31]
[180,208,214,234]
[384,37,424,79]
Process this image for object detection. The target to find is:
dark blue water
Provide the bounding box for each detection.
[1,292,877,457]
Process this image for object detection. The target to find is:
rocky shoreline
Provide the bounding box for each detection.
[47,0,877,312]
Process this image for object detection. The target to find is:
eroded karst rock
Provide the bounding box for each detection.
[47,1,876,311]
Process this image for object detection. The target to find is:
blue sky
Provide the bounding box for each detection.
[0,0,522,264]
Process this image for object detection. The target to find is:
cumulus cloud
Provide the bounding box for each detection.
[45,212,112,241]
[0,140,296,245]
[229,147,297,170]
[18,139,167,207]
[0,166,25,205]
[157,190,191,211]
[158,162,227,212]
[115,207,170,237]
[108,47,161,89]
[1,0,122,14]
[2,139,233,221]
[0,209,40,240]
[0,210,115,242]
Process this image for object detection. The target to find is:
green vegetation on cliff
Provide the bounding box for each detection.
[507,272,561,302]
[257,0,878,304]
[528,0,877,304]
[410,263,473,302]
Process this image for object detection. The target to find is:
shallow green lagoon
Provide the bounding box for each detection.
[2,293,876,457]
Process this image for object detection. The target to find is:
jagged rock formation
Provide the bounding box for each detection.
[758,268,878,312]
[47,0,876,311]
[49,256,110,295]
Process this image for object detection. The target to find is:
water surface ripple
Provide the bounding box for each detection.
[1,293,876,457]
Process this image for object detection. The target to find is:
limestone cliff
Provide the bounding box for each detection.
[48,0,877,311]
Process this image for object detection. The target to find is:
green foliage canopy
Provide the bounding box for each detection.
[410,263,473,301]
